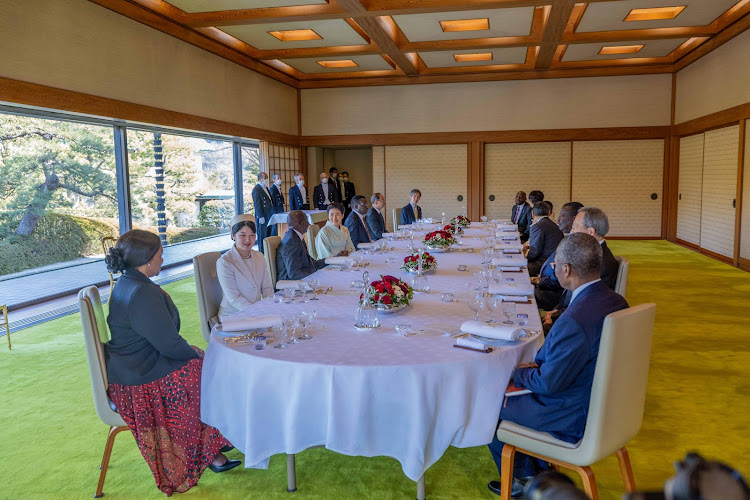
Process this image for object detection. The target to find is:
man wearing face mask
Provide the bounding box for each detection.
[329,167,345,203]
[340,171,356,217]
[251,172,274,254]
[313,172,340,210]
[269,173,286,236]
[289,173,309,211]
[344,195,373,250]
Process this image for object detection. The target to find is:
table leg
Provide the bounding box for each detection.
[286,454,297,492]
[416,473,426,500]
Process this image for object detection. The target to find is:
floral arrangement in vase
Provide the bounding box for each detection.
[361,275,413,309]
[451,215,471,227]
[443,223,464,235]
[401,251,437,273]
[424,230,456,249]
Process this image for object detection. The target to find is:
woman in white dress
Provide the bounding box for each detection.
[315,202,355,259]
[216,214,274,321]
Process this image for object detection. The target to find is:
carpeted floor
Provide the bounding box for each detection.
[1,240,748,499]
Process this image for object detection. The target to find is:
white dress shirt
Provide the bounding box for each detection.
[322,182,330,205]
[300,185,307,204]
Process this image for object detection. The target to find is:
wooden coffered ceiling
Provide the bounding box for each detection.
[91,0,750,88]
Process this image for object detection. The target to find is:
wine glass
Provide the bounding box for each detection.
[492,268,503,285]
[272,325,287,349]
[308,279,320,300]
[481,215,488,224]
[468,292,486,321]
[485,295,499,324]
[297,311,312,340]
[345,258,356,272]
[283,287,294,304]
[284,315,300,344]
[502,301,516,325]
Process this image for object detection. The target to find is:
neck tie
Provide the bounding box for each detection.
[514,206,521,224]
[413,205,418,221]
[362,215,372,242]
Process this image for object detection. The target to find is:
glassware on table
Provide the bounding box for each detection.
[297,310,314,340]
[481,215,488,224]
[283,314,300,344]
[298,281,311,303]
[345,258,356,272]
[253,335,266,350]
[283,287,294,304]
[485,295,500,324]
[468,292,486,321]
[457,264,468,272]
[353,275,379,330]
[502,301,516,325]
[309,279,320,300]
[272,325,287,349]
[491,268,503,285]
[395,323,413,336]
[273,291,284,304]
[441,292,455,302]
[516,313,529,326]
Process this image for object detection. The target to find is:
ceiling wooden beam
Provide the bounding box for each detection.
[674,10,750,70]
[183,4,346,27]
[536,0,576,69]
[257,44,381,61]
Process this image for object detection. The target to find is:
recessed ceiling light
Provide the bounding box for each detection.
[453,53,493,62]
[439,18,490,32]
[317,60,359,68]
[625,6,686,22]
[268,29,323,42]
[599,45,645,55]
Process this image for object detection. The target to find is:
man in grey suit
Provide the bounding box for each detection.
[276,211,327,281]
[526,202,564,276]
[511,191,533,243]
[366,193,388,240]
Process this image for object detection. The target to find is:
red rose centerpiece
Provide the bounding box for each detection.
[424,229,456,250]
[443,223,464,236]
[451,215,471,227]
[401,251,437,273]
[362,275,414,311]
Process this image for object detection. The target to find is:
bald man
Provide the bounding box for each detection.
[276,211,327,281]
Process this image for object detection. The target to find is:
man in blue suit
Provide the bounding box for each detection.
[289,173,309,211]
[511,191,533,243]
[487,233,629,497]
[276,211,327,281]
[345,195,373,250]
[366,193,388,240]
[400,189,422,225]
[269,173,286,236]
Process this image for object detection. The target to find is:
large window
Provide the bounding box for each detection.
[0,113,117,276]
[242,145,261,214]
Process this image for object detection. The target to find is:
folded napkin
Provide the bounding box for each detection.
[325,256,349,265]
[502,248,522,254]
[357,242,376,248]
[495,243,524,250]
[456,336,488,350]
[221,314,283,333]
[498,224,518,231]
[496,221,514,226]
[500,236,519,241]
[398,224,415,230]
[489,282,534,296]
[275,280,301,290]
[500,266,522,272]
[498,295,530,303]
[460,320,524,340]
[492,257,528,266]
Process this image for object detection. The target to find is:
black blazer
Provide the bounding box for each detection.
[105,269,198,386]
[343,181,356,208]
[289,184,308,211]
[270,184,285,214]
[344,211,372,249]
[400,203,422,225]
[600,241,620,290]
[276,230,326,281]
[511,203,533,237]
[365,207,387,240]
[527,216,564,265]
[252,184,274,226]
[312,182,340,210]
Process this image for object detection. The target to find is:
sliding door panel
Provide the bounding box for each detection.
[676,134,705,246]
[742,123,750,262]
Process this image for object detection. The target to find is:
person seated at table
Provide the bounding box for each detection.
[277,210,328,280]
[526,202,564,277]
[366,192,388,240]
[543,200,554,222]
[345,195,374,250]
[511,191,532,243]
[400,188,422,225]
[316,202,355,259]
[216,214,274,321]
[104,230,240,496]
[289,173,309,211]
[487,233,629,498]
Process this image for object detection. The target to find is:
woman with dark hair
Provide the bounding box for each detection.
[216,214,273,321]
[105,229,240,496]
[315,202,355,259]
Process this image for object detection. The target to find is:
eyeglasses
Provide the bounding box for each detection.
[550,262,567,270]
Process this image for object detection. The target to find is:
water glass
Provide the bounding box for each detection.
[516,313,529,326]
[485,295,499,324]
[253,335,266,350]
[283,287,294,304]
[309,279,320,301]
[272,325,287,349]
[502,302,516,324]
[297,311,314,340]
[283,315,300,344]
[273,291,284,304]
[441,293,455,302]
[468,292,486,321]
[395,323,413,336]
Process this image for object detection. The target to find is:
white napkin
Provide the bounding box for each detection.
[325,256,349,265]
[498,224,518,231]
[500,266,522,272]
[275,280,301,289]
[492,256,528,266]
[489,282,534,296]
[460,320,524,340]
[495,243,524,250]
[498,295,530,303]
[456,336,488,350]
[220,314,283,333]
[501,236,519,241]
[496,221,514,226]
[398,224,414,230]
[358,242,376,248]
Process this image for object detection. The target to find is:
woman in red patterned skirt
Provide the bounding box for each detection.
[105,230,240,496]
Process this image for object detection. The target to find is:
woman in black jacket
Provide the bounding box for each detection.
[104,230,239,495]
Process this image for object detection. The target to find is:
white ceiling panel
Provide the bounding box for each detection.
[419,47,528,68]
[220,19,368,50]
[577,0,740,32]
[563,38,688,61]
[392,7,535,42]
[167,0,326,13]
[281,54,393,73]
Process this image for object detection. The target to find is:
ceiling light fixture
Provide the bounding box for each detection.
[268,29,323,42]
[624,6,686,22]
[599,45,645,55]
[453,53,493,62]
[439,18,490,32]
[317,60,359,68]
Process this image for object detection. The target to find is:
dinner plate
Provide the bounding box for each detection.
[468,334,520,347]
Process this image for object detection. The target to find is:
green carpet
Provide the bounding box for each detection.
[1,240,748,499]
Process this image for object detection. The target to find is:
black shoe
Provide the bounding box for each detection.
[487,476,534,498]
[220,445,234,453]
[208,459,241,473]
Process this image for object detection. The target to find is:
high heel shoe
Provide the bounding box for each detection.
[220,445,234,453]
[209,459,241,473]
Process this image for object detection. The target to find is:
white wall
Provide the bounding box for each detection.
[675,29,750,124]
[0,0,298,136]
[301,74,672,136]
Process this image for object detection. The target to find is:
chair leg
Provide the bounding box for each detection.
[416,473,426,500]
[615,447,636,492]
[95,426,128,498]
[500,444,516,500]
[570,465,598,500]
[286,454,297,493]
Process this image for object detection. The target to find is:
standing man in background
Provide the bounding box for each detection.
[269,173,285,236]
[313,172,340,210]
[289,173,309,211]
[341,171,356,218]
[329,167,344,203]
[251,172,274,253]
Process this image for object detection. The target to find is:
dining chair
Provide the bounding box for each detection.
[100,236,117,298]
[263,236,282,290]
[193,252,222,343]
[495,303,656,500]
[614,256,630,298]
[2,304,10,350]
[78,286,130,498]
[306,223,320,260]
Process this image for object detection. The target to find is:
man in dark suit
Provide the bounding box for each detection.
[487,233,629,497]
[289,173,309,211]
[268,173,285,236]
[313,172,340,210]
[341,171,356,218]
[511,191,533,242]
[276,211,327,281]
[251,172,274,254]
[329,167,345,203]
[366,193,388,240]
[526,202,564,276]
[400,189,422,225]
[345,195,373,250]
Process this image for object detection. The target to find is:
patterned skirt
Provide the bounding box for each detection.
[108,358,229,496]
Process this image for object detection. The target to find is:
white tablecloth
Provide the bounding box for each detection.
[201,224,542,481]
